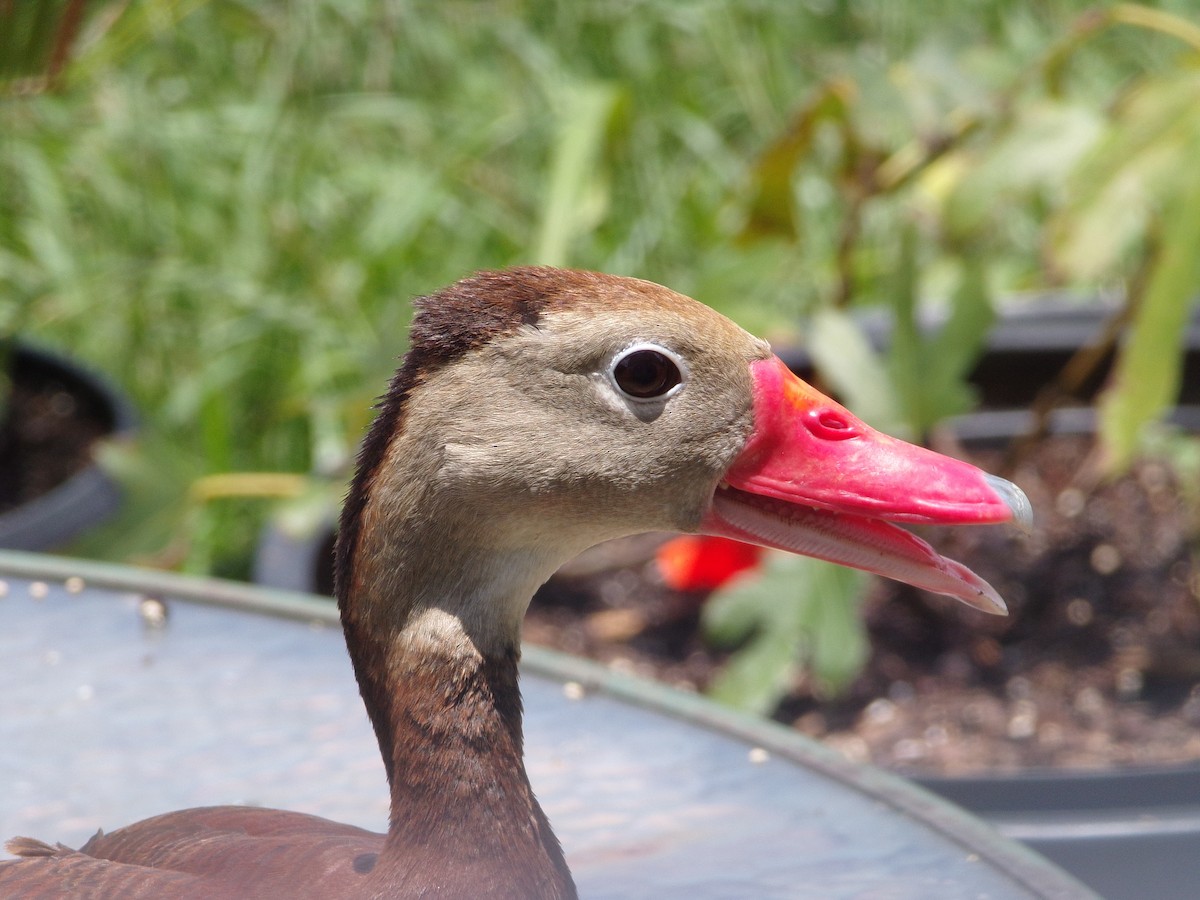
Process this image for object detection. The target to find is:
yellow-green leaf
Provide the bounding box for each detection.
[1098,156,1200,473]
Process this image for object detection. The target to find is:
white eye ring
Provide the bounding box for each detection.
[607,343,687,402]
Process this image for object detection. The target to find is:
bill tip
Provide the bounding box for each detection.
[984,473,1033,533]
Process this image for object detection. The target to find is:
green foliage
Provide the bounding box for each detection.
[0,0,91,88]
[0,1,1013,571]
[738,3,1200,464]
[1098,161,1200,472]
[4,0,852,572]
[889,239,995,437]
[700,3,1200,707]
[5,1,1200,706]
[705,553,868,715]
[534,81,623,268]
[1048,69,1200,472]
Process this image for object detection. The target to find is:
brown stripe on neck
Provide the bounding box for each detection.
[375,645,574,897]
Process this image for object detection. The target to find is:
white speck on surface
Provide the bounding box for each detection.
[747,747,770,765]
[562,681,585,701]
[1055,487,1086,518]
[29,582,49,600]
[139,597,168,628]
[1116,667,1144,699]
[64,576,85,594]
[1066,597,1093,626]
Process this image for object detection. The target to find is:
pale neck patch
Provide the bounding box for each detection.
[401,607,486,663]
[396,545,564,660]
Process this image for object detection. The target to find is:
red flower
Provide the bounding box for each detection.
[655,535,764,592]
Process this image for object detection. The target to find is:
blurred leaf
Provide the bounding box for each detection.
[887,230,992,437]
[67,437,196,565]
[534,81,622,267]
[1098,162,1200,474]
[705,552,868,714]
[707,623,802,716]
[0,0,91,88]
[885,228,929,436]
[740,79,855,242]
[1051,70,1200,280]
[943,99,1102,240]
[923,254,993,417]
[703,563,776,649]
[805,562,870,692]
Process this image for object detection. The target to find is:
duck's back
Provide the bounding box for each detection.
[1,806,384,900]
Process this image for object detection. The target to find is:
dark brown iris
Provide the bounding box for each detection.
[613,348,681,399]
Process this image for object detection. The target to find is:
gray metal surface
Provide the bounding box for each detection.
[0,552,1095,899]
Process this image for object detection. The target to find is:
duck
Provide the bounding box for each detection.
[1,267,1030,899]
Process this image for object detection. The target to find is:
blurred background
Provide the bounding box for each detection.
[5,0,1200,757]
[3,0,1196,573]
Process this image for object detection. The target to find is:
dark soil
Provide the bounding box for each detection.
[524,435,1200,776]
[0,361,110,513]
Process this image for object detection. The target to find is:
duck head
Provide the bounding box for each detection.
[339,267,1028,660]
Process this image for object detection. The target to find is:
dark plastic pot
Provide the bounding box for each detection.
[915,765,1200,900]
[253,516,337,597]
[0,342,138,550]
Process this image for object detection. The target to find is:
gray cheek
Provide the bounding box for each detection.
[664,486,713,533]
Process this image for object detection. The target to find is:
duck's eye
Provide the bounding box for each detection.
[611,346,683,400]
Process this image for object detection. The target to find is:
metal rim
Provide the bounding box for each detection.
[0,549,1096,898]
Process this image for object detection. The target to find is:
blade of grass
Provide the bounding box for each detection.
[1098,159,1200,473]
[534,81,620,267]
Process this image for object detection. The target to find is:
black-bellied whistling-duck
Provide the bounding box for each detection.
[1,267,1030,899]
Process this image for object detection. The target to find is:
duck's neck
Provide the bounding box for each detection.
[339,522,577,898]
